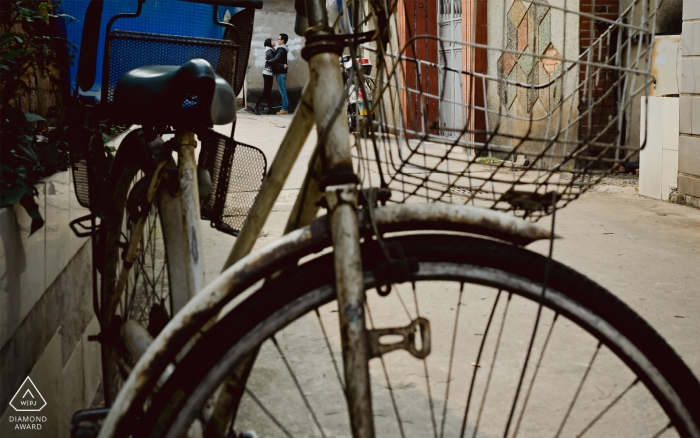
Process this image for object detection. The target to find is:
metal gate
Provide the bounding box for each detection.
[438,0,464,139]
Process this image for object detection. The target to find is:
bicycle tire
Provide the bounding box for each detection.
[99,132,173,405]
[126,234,700,437]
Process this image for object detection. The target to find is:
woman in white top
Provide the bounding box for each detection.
[253,38,276,115]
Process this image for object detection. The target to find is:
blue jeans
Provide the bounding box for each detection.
[276,73,288,111]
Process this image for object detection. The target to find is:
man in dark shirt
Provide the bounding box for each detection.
[266,33,289,114]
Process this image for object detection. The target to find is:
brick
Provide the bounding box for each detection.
[678,135,700,176]
[682,22,694,56]
[680,59,700,94]
[679,96,693,135]
[694,97,700,135]
[678,174,700,198]
[684,0,700,20]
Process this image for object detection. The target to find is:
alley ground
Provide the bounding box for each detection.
[197,110,700,435]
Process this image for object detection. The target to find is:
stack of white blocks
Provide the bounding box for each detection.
[640,96,679,201]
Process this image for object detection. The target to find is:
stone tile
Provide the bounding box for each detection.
[535,0,549,23]
[520,51,536,75]
[550,63,563,107]
[542,44,561,76]
[539,10,551,54]
[693,96,700,136]
[678,135,700,176]
[527,8,535,53]
[680,58,700,94]
[678,174,700,198]
[499,51,518,77]
[528,64,539,112]
[0,183,46,350]
[62,338,85,435]
[538,62,550,112]
[507,19,517,52]
[696,22,700,57]
[44,171,71,289]
[683,0,700,20]
[662,149,679,201]
[81,316,101,407]
[679,96,693,134]
[518,15,529,52]
[682,22,694,57]
[508,0,528,27]
[662,97,679,150]
[507,67,517,108]
[639,97,663,199]
[516,64,529,113]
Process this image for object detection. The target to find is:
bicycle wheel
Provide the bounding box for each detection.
[127,233,699,437]
[99,137,172,405]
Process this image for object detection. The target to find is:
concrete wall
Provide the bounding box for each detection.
[678,0,700,199]
[245,0,308,112]
[0,171,100,436]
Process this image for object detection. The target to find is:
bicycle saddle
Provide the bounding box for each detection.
[114,59,235,128]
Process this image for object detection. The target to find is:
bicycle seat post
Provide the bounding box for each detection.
[173,131,204,308]
[302,0,374,436]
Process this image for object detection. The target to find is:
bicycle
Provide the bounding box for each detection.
[66,0,700,436]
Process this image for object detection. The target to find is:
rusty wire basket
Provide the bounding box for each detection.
[341,0,658,220]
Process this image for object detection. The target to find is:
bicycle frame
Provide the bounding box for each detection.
[107,131,204,388]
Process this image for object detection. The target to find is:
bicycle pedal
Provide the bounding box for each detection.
[69,214,103,238]
[71,408,109,438]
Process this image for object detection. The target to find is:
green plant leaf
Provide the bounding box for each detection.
[0,186,29,207]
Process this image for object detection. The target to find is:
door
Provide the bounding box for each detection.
[438,0,464,139]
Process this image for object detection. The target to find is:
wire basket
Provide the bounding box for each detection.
[103,30,239,104]
[199,130,267,236]
[346,0,657,220]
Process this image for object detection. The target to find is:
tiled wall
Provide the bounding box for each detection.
[679,2,700,198]
[0,171,90,349]
[0,171,98,435]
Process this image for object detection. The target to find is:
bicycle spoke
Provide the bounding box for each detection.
[412,282,438,438]
[271,336,326,438]
[460,290,503,438]
[575,378,639,438]
[243,387,294,438]
[555,342,602,437]
[650,422,672,438]
[314,309,345,391]
[365,302,406,438]
[472,293,512,438]
[439,283,464,438]
[513,313,559,437]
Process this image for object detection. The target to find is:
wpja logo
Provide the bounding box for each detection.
[8,377,48,430]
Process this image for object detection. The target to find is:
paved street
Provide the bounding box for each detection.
[197,111,700,436]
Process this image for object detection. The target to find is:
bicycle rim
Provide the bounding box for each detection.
[133,234,699,438]
[101,163,172,405]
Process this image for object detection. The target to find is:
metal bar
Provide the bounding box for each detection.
[283,145,324,234]
[223,84,315,270]
[304,0,374,433]
[159,189,191,314]
[327,186,374,438]
[176,131,205,303]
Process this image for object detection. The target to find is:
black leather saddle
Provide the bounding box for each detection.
[113,59,235,128]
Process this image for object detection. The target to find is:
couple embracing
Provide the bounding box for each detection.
[254,33,290,115]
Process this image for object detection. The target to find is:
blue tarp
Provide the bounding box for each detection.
[60,0,236,98]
